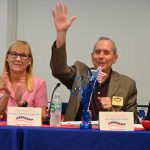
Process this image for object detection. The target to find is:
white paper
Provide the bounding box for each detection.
[99,112,134,131]
[7,107,42,126]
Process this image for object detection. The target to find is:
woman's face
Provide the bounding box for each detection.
[6,44,31,74]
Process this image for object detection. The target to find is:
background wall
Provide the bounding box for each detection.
[0,0,17,71]
[0,0,8,67]
[1,0,150,105]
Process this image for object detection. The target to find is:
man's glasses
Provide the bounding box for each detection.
[8,52,31,60]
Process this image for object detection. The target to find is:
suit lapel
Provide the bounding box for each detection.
[108,71,119,97]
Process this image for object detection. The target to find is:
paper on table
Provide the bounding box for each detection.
[61,121,98,126]
[61,121,143,129]
[134,124,143,128]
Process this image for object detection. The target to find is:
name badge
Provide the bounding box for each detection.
[112,96,123,106]
[7,107,42,126]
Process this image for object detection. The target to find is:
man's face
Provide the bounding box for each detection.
[91,40,118,74]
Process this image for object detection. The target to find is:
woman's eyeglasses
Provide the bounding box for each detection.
[8,52,31,60]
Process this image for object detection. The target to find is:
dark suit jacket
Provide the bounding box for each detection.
[50,42,139,123]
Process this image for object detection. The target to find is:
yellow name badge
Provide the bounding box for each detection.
[112,96,123,106]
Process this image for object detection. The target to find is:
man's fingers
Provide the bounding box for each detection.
[52,8,56,18]
[70,16,77,24]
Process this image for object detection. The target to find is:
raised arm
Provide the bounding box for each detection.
[52,1,76,48]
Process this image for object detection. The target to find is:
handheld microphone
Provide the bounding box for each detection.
[22,101,28,107]
[18,100,28,107]
[43,83,61,125]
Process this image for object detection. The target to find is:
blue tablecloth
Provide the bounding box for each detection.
[0,126,18,150]
[0,125,150,150]
[22,127,150,150]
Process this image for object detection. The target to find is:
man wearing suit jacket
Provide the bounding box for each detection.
[50,2,139,123]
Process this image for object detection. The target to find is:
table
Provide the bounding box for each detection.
[0,124,150,150]
[22,127,150,150]
[0,126,18,150]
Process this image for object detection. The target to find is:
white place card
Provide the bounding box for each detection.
[99,112,134,131]
[7,107,42,126]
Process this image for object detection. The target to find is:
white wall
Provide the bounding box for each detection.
[1,0,150,105]
[0,0,17,71]
[0,0,8,70]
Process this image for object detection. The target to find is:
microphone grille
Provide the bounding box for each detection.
[57,83,61,87]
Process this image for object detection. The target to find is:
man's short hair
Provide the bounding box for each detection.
[93,36,117,55]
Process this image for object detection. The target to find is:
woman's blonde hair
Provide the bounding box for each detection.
[2,40,34,91]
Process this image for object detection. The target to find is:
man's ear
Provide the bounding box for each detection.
[91,52,94,59]
[113,54,118,64]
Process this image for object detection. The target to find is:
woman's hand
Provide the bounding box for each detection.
[0,72,10,97]
[14,78,26,106]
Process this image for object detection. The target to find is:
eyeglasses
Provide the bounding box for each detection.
[8,52,31,60]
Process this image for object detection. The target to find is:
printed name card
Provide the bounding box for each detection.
[99,112,134,131]
[7,107,42,126]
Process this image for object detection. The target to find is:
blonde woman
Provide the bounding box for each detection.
[0,40,48,120]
